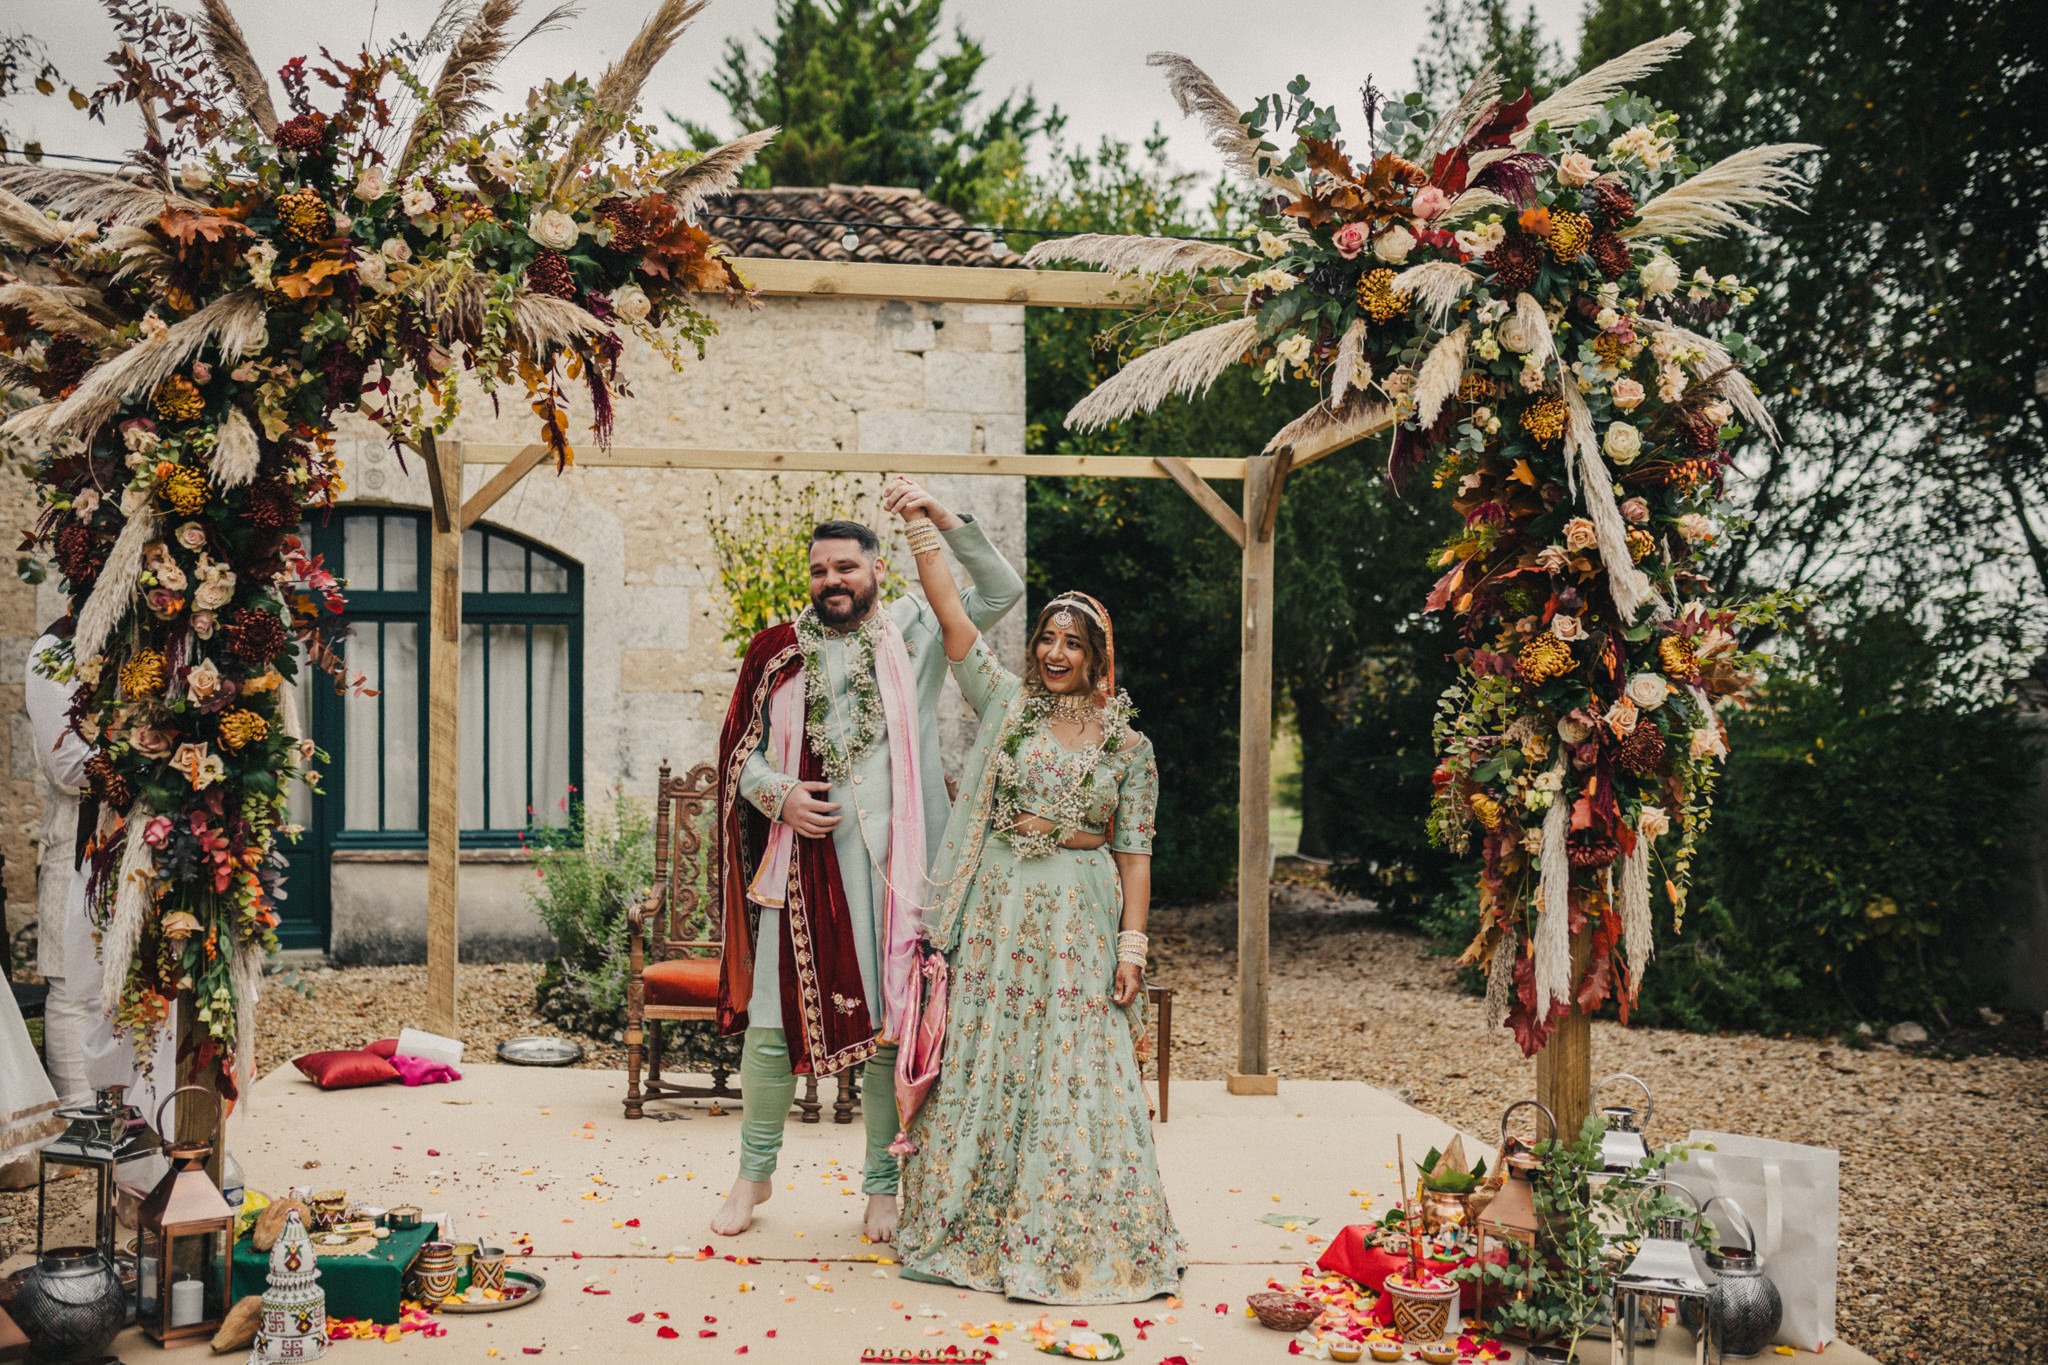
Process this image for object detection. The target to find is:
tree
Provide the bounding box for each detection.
[1410,0,1565,112]
[1579,1,2047,671]
[671,0,1045,210]
[0,33,81,161]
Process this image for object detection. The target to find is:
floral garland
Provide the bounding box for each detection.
[990,690,1136,859]
[1027,33,1811,1054]
[0,0,770,1092]
[797,607,888,785]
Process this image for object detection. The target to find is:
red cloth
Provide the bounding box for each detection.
[364,1038,400,1058]
[716,623,879,1079]
[1316,1225,1502,1316]
[294,1049,400,1089]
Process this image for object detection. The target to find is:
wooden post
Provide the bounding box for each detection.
[421,436,463,1038]
[172,1009,223,1184]
[1227,455,1280,1096]
[1535,930,1596,1138]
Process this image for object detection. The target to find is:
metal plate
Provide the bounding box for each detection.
[495,1037,584,1066]
[437,1269,546,1313]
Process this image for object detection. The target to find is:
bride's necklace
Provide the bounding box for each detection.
[1048,693,1096,723]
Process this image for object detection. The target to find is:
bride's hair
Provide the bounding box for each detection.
[1022,597,1109,696]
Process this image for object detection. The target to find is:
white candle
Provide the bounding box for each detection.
[139,1257,158,1305]
[169,1277,204,1328]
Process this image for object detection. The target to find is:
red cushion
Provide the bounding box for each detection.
[643,957,722,1008]
[294,1049,401,1089]
[364,1038,400,1058]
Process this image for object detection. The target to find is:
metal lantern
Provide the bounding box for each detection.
[1472,1099,1555,1315]
[134,1087,235,1346]
[1611,1182,1718,1365]
[1595,1073,1656,1176]
[36,1085,161,1265]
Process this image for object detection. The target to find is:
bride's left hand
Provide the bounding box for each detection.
[1112,962,1143,1007]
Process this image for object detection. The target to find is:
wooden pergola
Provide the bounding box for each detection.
[404,254,1597,1131]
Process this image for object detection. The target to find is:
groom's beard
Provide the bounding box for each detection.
[812,580,878,628]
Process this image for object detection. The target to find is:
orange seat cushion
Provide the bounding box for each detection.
[643,956,722,1008]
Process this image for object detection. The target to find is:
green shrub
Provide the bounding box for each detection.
[527,792,654,1036]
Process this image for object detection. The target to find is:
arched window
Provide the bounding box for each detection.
[305,509,583,846]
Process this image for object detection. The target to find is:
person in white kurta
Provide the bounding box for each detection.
[25,628,175,1117]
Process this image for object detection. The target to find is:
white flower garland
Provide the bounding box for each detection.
[796,607,887,784]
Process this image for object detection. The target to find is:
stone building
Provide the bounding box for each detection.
[0,186,1027,967]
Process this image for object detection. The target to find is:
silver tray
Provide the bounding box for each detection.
[495,1036,584,1066]
[437,1269,545,1313]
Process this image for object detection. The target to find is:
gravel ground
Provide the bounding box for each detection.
[8,887,2043,1363]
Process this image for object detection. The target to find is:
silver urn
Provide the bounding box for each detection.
[12,1246,130,1365]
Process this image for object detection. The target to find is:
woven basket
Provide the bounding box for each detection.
[1248,1291,1323,1333]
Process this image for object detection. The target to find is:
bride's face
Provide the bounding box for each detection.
[1033,618,1094,696]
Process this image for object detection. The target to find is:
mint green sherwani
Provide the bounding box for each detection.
[733,517,1022,1191]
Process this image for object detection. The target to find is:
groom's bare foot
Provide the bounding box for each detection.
[711,1178,771,1236]
[863,1192,899,1244]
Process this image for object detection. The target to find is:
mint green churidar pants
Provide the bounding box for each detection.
[738,1028,901,1195]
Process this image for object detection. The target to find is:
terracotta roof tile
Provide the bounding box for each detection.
[702,185,1010,268]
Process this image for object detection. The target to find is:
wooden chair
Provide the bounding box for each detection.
[1147,982,1174,1123]
[623,760,853,1124]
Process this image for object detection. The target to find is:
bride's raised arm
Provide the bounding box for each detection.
[882,476,980,663]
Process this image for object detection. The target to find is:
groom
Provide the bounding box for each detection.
[711,477,1022,1242]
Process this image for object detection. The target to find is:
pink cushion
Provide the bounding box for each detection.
[294,1049,401,1089]
[643,957,722,1007]
[390,1054,461,1086]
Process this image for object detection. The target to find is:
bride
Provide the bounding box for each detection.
[882,478,1184,1304]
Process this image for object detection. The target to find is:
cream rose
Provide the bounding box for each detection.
[1551,613,1585,642]
[1676,513,1717,544]
[1603,421,1642,465]
[1373,224,1416,264]
[527,209,580,252]
[1275,333,1312,365]
[381,237,412,263]
[1564,517,1598,552]
[1256,229,1288,259]
[194,576,235,611]
[1605,696,1640,736]
[482,146,518,182]
[1556,152,1596,186]
[613,284,652,324]
[1536,545,1571,573]
[186,658,223,702]
[355,253,389,292]
[354,165,389,201]
[1558,712,1595,744]
[400,184,437,217]
[73,490,101,521]
[1499,312,1540,355]
[1626,672,1669,710]
[1640,253,1681,297]
[1637,804,1671,839]
[1610,376,1646,411]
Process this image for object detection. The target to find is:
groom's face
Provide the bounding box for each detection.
[809,538,880,628]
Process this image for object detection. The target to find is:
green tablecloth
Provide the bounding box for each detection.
[232,1223,437,1324]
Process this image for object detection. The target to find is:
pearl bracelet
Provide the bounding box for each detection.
[905,519,944,558]
[1117,929,1149,969]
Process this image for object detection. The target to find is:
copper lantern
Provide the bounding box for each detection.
[1472,1099,1555,1316]
[134,1087,234,1346]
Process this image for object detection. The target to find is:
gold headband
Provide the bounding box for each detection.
[1043,594,1105,630]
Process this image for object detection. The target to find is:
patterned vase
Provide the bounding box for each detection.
[250,1210,326,1364]
[408,1244,459,1304]
[13,1247,129,1365]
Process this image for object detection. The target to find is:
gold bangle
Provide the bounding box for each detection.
[905,520,944,558]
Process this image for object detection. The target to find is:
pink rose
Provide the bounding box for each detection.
[1620,497,1650,525]
[190,361,211,384]
[1413,186,1451,221]
[73,489,100,520]
[192,610,218,639]
[175,521,207,551]
[143,815,176,847]
[1331,221,1369,260]
[131,727,176,759]
[145,587,184,619]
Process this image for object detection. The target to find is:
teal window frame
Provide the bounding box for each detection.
[306,509,583,849]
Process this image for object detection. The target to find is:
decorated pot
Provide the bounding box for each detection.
[408,1243,459,1304]
[12,1247,129,1365]
[1383,1271,1459,1343]
[1706,1247,1783,1357]
[1421,1188,1471,1233]
[308,1190,348,1232]
[470,1247,507,1294]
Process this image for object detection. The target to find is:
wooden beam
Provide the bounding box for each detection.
[456,442,1248,482]
[1227,453,1280,1095]
[420,434,455,534]
[461,441,551,531]
[1154,455,1245,547]
[1536,930,1597,1138]
[424,435,463,1038]
[1285,409,1398,473]
[738,255,1189,310]
[1258,450,1293,543]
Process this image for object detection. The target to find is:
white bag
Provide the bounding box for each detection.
[1670,1131,1839,1350]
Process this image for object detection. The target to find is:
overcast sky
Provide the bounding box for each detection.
[9,0,1584,190]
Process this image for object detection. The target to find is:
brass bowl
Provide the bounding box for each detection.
[1417,1343,1460,1365]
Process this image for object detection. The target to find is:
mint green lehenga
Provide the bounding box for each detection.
[897,635,1186,1304]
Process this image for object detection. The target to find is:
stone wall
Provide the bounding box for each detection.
[0,293,1027,965]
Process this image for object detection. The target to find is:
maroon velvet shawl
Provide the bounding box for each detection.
[715,623,879,1078]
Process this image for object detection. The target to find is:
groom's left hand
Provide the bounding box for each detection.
[883,475,964,531]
